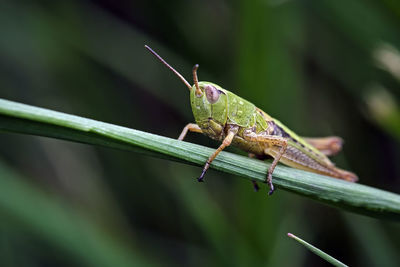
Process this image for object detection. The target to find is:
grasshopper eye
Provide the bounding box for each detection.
[205,85,220,104]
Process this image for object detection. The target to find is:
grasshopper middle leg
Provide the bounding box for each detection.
[248,153,261,192]
[198,129,237,182]
[244,132,288,195]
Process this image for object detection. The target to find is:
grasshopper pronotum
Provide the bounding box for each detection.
[145,45,358,195]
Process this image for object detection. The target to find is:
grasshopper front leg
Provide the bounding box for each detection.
[178,123,202,141]
[244,132,288,195]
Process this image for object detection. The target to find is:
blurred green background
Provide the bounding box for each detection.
[1,0,400,266]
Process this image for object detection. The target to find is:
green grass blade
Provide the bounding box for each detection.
[1,98,400,220]
[287,233,348,267]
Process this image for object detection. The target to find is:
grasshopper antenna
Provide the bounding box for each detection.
[144,45,192,91]
[192,64,202,96]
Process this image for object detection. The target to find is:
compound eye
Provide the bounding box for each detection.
[205,85,220,104]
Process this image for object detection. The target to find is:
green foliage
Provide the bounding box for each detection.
[1,98,400,221]
[1,1,400,266]
[288,233,347,267]
[0,160,155,267]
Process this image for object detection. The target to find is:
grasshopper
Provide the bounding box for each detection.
[145,45,358,195]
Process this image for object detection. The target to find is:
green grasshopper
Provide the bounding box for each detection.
[145,45,358,195]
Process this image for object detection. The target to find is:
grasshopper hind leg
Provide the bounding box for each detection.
[244,131,288,195]
[265,144,288,195]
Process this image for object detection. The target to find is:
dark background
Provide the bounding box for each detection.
[1,0,400,266]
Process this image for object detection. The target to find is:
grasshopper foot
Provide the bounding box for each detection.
[268,184,275,196]
[198,168,207,182]
[252,181,260,192]
[267,174,275,196]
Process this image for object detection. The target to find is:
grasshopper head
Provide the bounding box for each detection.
[144,45,228,125]
[190,81,228,125]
